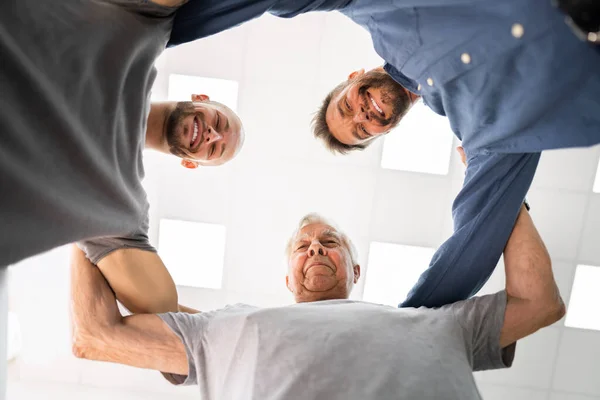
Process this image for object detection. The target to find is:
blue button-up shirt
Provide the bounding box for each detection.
[169,0,600,308]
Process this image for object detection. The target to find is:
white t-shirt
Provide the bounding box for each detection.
[160,291,515,400]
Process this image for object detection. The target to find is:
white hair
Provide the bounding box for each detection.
[285,213,358,266]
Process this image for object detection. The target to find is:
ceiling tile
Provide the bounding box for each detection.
[381,101,454,175]
[531,146,600,192]
[564,265,600,331]
[578,196,600,266]
[371,170,452,247]
[550,391,600,400]
[243,14,326,83]
[477,383,549,400]
[164,23,249,82]
[362,242,436,307]
[527,189,588,260]
[553,328,600,396]
[158,219,226,289]
[478,326,560,389]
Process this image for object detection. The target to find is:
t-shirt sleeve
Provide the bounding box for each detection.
[158,312,210,386]
[445,290,516,371]
[77,206,156,264]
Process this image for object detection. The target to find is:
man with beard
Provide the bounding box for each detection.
[165,0,600,308]
[76,94,243,317]
[70,200,565,399]
[0,0,241,396]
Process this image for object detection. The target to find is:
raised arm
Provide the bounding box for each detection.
[400,150,541,308]
[70,246,188,375]
[499,205,565,347]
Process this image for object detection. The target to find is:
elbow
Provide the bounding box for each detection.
[72,334,95,360]
[540,296,566,327]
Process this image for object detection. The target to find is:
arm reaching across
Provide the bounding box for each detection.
[401,149,541,308]
[70,245,189,375]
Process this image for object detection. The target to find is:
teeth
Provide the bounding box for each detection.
[370,95,383,115]
[192,120,198,143]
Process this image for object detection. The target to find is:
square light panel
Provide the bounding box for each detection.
[565,264,600,331]
[594,158,600,193]
[381,100,454,175]
[168,74,239,112]
[158,219,226,289]
[362,242,435,307]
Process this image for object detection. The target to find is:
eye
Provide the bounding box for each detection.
[345,98,352,112]
[323,240,338,247]
[295,244,308,251]
[216,112,221,130]
[360,125,371,137]
[209,144,216,157]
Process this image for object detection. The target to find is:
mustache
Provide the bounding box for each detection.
[165,102,202,158]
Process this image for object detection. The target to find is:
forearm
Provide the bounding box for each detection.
[75,315,189,376]
[503,206,563,305]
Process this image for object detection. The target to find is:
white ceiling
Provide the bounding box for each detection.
[7,10,600,400]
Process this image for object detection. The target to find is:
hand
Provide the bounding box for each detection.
[456,146,467,167]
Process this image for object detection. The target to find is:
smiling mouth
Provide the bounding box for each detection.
[367,91,385,117]
[189,117,204,151]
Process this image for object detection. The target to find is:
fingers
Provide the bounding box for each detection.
[456,146,467,167]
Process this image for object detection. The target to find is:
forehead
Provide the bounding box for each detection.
[325,85,357,146]
[296,223,339,240]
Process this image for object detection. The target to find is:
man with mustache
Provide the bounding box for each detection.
[77,94,243,316]
[70,190,565,399]
[166,0,600,308]
[0,0,243,396]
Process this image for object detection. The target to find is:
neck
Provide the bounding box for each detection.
[145,103,170,151]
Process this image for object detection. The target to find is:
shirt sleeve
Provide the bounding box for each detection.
[168,0,351,47]
[158,312,210,386]
[77,205,156,264]
[400,151,540,308]
[444,291,516,371]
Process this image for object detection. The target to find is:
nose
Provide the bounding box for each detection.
[204,128,223,144]
[353,104,370,123]
[308,242,327,257]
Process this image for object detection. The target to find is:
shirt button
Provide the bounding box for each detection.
[427,78,434,86]
[511,23,524,38]
[417,84,422,91]
[460,53,471,64]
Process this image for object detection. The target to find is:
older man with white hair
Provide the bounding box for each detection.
[71,199,564,399]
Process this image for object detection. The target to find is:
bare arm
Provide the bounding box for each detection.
[96,249,179,314]
[455,146,565,347]
[499,205,565,347]
[70,246,189,375]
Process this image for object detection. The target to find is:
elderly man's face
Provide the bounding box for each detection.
[286,223,360,303]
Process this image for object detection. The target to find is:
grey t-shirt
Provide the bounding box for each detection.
[160,291,516,400]
[0,0,175,267]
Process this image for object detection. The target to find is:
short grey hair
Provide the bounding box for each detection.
[285,213,358,266]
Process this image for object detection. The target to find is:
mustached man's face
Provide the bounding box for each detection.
[325,69,417,146]
[165,96,243,167]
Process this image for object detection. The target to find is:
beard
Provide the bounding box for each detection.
[354,71,411,128]
[165,101,199,159]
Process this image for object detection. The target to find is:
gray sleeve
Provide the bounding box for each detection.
[445,290,516,371]
[77,205,156,264]
[158,312,210,386]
